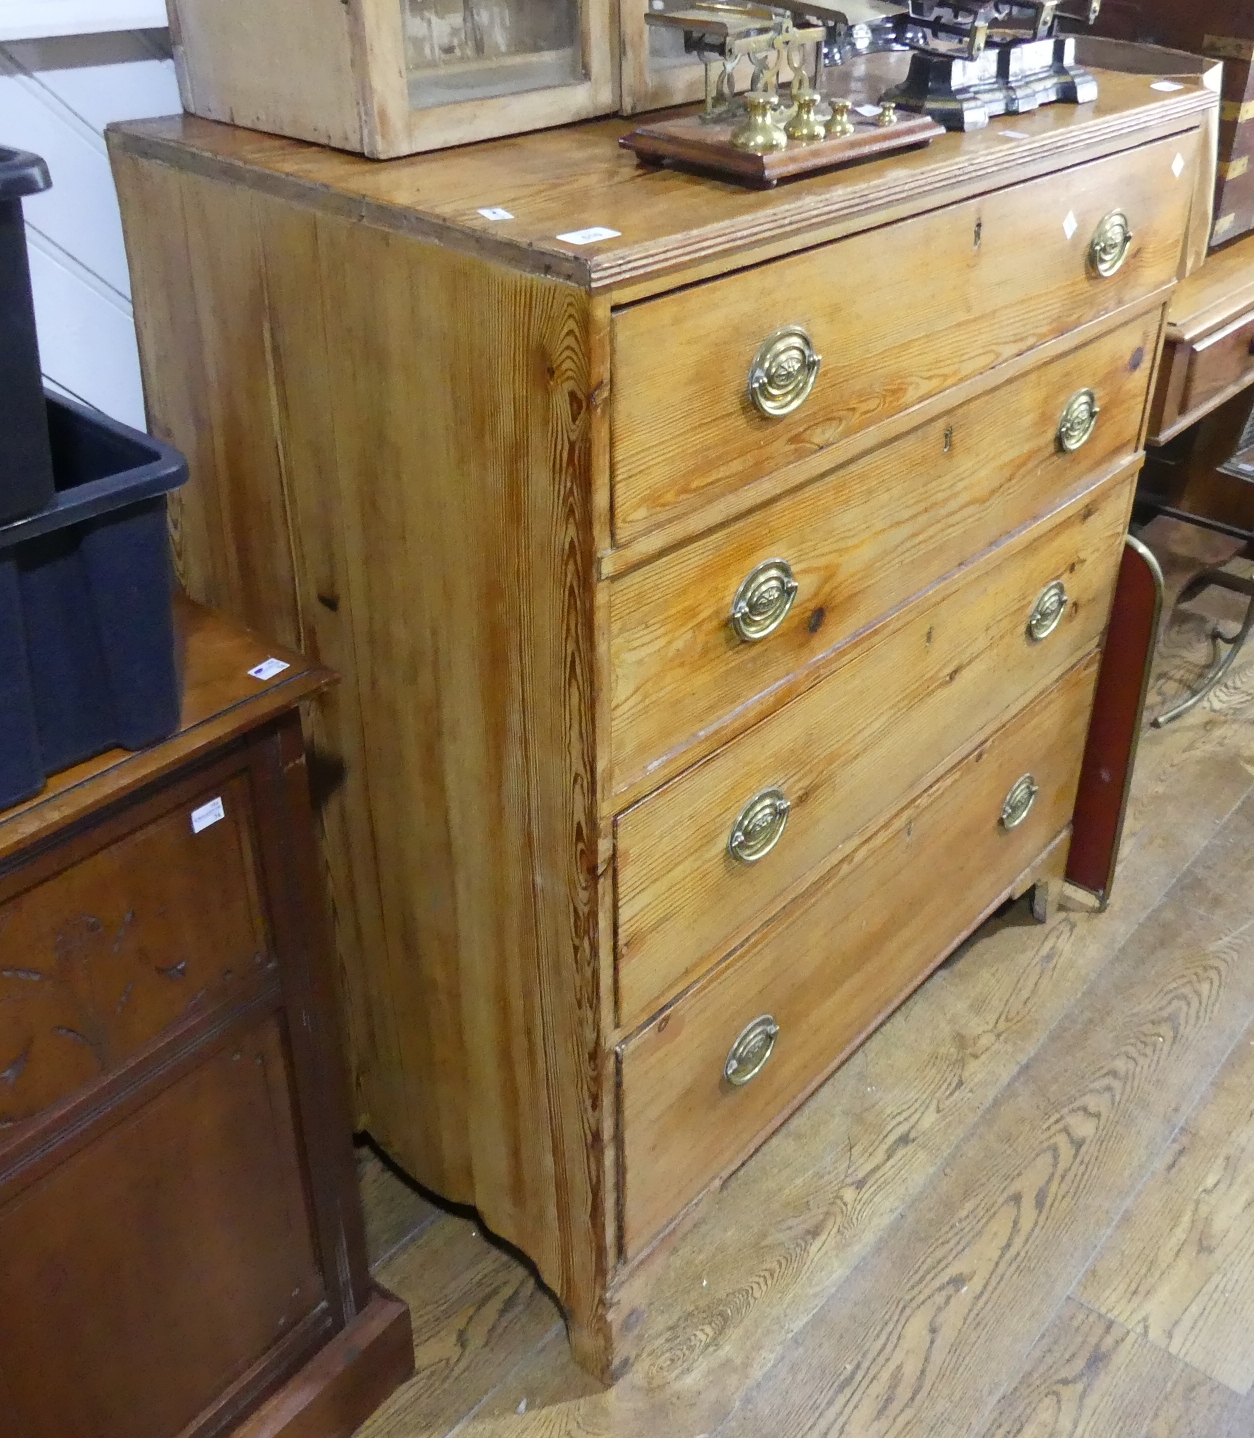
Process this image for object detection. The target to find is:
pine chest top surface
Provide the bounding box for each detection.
[109,66,1212,298]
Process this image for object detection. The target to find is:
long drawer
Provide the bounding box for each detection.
[614,463,1133,1030]
[611,133,1194,543]
[608,305,1160,797]
[618,650,1100,1259]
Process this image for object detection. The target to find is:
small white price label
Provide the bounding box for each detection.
[1151,79,1185,92]
[556,226,621,245]
[999,129,1032,139]
[477,206,514,221]
[248,657,291,681]
[191,796,226,834]
[854,103,882,117]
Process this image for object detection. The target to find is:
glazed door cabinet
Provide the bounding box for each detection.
[168,0,618,157]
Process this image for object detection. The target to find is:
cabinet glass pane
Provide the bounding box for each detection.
[403,0,585,109]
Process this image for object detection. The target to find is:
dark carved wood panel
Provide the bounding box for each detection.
[0,771,271,1131]
[0,1012,324,1438]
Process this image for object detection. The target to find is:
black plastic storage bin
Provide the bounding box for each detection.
[0,147,55,524]
[0,394,189,810]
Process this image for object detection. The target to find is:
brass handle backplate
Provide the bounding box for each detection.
[729,787,791,864]
[730,558,799,642]
[1027,580,1068,643]
[1089,209,1133,278]
[749,326,822,418]
[1058,388,1100,453]
[724,1014,780,1087]
[1001,774,1040,830]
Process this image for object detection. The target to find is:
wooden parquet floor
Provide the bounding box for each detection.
[354,518,1254,1438]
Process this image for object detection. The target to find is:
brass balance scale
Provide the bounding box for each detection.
[882,1,1106,130]
[620,3,944,184]
[619,1,1106,182]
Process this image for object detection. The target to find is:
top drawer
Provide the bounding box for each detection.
[611,132,1197,545]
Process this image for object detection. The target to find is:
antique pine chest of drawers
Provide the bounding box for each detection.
[109,69,1213,1381]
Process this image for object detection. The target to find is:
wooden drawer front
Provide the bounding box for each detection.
[619,651,1099,1258]
[610,134,1194,543]
[0,1014,324,1438]
[609,307,1159,797]
[1166,310,1254,435]
[615,465,1132,1030]
[0,773,270,1130]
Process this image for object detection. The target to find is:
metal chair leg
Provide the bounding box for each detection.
[1153,567,1254,728]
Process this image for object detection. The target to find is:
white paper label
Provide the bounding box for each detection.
[556,226,621,245]
[1151,79,1185,92]
[191,796,226,834]
[854,103,882,117]
[1172,152,1186,178]
[1063,210,1079,240]
[248,657,291,681]
[477,206,514,221]
[999,128,1032,139]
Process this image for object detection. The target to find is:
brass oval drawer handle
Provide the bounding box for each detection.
[730,558,799,642]
[724,1014,780,1087]
[748,326,822,418]
[1001,774,1040,831]
[1089,209,1133,279]
[1027,580,1068,643]
[729,787,791,864]
[1058,388,1100,453]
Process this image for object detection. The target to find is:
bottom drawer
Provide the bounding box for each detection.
[618,651,1101,1260]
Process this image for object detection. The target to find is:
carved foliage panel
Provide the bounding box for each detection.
[0,774,272,1132]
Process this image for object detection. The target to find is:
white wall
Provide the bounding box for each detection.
[0,26,180,430]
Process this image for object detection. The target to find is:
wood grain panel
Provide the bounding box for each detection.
[972,1299,1228,1438]
[0,1014,324,1438]
[359,1213,561,1437]
[113,153,611,1367]
[0,770,269,1130]
[168,0,365,153]
[1077,996,1254,1393]
[608,306,1160,797]
[615,466,1134,1030]
[619,653,1098,1260]
[610,134,1197,543]
[714,785,1254,1438]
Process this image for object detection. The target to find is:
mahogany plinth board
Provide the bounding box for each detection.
[107,72,1213,1381]
[229,1289,414,1438]
[619,110,943,187]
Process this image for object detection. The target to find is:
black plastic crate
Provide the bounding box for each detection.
[0,394,189,810]
[0,146,55,524]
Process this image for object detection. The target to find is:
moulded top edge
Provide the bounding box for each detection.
[108,72,1214,298]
